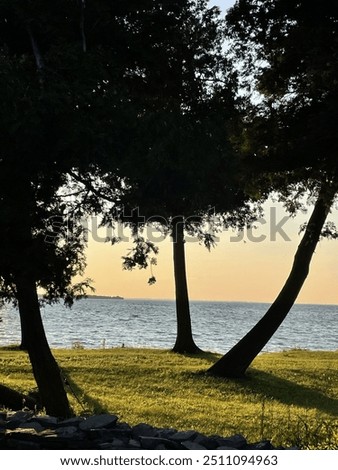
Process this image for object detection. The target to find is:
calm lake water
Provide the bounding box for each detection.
[0,299,337,353]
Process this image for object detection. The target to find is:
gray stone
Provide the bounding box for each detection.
[55,426,79,437]
[116,422,132,431]
[17,422,45,433]
[7,411,33,421]
[128,438,141,449]
[0,411,288,450]
[6,411,33,428]
[98,442,115,450]
[140,436,185,450]
[58,417,85,427]
[87,428,131,441]
[194,434,219,449]
[79,414,118,431]
[171,430,198,442]
[182,441,207,450]
[132,423,158,438]
[157,428,178,439]
[155,444,167,450]
[139,436,166,449]
[32,416,58,427]
[111,438,125,448]
[246,440,274,450]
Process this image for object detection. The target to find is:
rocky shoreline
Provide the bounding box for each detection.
[0,411,294,450]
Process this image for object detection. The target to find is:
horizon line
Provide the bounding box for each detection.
[91,295,338,307]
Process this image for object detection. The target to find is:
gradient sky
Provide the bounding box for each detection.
[82,197,338,304]
[79,0,338,305]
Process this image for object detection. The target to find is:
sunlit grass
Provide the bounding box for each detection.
[1,347,338,449]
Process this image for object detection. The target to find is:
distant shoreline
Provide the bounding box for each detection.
[86,295,124,300]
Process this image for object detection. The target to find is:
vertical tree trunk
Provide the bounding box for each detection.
[171,216,201,354]
[16,274,72,417]
[208,184,336,378]
[9,175,71,417]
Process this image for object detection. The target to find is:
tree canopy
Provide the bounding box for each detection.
[80,0,260,353]
[207,0,338,377]
[226,0,338,177]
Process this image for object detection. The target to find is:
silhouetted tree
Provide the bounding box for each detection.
[208,0,338,377]
[208,181,337,377]
[90,0,257,354]
[0,0,142,415]
[0,0,100,416]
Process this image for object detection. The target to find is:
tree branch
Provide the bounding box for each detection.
[67,170,118,204]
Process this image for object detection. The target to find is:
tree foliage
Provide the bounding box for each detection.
[87,1,260,353]
[227,0,338,178]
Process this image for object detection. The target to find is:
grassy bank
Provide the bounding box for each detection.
[1,347,338,449]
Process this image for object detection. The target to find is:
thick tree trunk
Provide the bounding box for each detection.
[208,184,336,378]
[171,216,201,354]
[16,275,72,417]
[10,177,72,418]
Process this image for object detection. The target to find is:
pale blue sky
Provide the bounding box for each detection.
[209,0,235,12]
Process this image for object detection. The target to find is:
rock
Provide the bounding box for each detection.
[16,422,45,433]
[6,411,34,429]
[128,438,141,449]
[0,410,289,450]
[132,423,158,438]
[195,435,220,450]
[58,417,85,427]
[115,422,132,431]
[55,426,79,437]
[182,441,207,450]
[155,444,167,450]
[157,428,178,439]
[79,414,118,431]
[31,416,58,428]
[110,438,125,448]
[171,430,198,442]
[140,436,185,450]
[246,440,275,450]
[98,442,115,450]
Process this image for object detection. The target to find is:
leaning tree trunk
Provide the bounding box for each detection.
[15,273,72,418]
[208,183,336,378]
[171,216,201,354]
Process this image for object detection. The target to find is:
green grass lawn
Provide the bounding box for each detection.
[1,347,338,449]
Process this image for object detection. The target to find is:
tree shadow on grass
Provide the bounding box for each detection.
[61,371,108,415]
[229,368,338,416]
[175,350,221,363]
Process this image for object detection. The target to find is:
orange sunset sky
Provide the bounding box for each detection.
[81,199,338,305]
